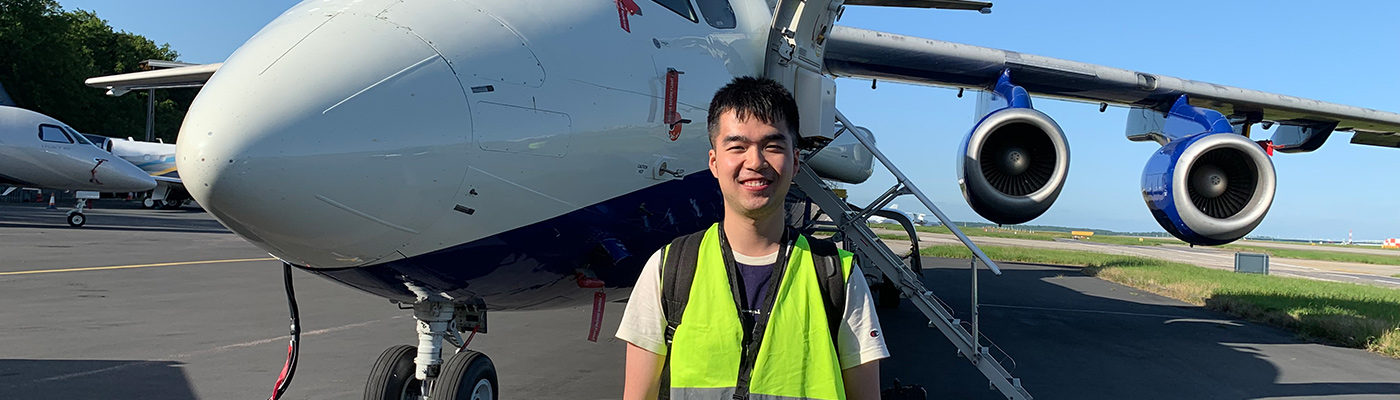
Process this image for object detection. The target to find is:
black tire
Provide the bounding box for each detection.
[875,274,900,309]
[364,345,422,400]
[430,350,497,400]
[67,212,86,227]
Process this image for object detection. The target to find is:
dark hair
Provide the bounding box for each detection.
[706,76,800,148]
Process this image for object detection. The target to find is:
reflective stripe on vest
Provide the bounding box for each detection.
[668,224,854,400]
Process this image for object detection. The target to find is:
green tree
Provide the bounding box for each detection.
[0,0,196,143]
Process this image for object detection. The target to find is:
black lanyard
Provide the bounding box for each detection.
[716,224,793,400]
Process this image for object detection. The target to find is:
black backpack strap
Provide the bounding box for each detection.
[658,229,706,399]
[804,236,848,353]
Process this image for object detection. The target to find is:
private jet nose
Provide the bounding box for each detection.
[93,154,158,192]
[178,5,474,268]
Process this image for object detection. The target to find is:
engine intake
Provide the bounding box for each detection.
[958,107,1070,225]
[1141,132,1275,245]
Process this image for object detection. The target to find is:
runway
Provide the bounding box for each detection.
[876,229,1400,289]
[2,201,1398,399]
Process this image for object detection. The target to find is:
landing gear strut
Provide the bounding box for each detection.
[66,199,88,227]
[364,299,496,400]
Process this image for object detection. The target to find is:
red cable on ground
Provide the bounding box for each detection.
[269,262,301,400]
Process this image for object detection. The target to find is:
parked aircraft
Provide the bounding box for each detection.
[0,106,156,226]
[83,135,190,209]
[86,1,1400,399]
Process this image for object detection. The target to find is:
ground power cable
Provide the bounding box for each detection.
[269,262,301,400]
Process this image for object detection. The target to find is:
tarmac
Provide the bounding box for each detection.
[2,200,1399,399]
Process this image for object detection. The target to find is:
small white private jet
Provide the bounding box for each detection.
[82,134,190,209]
[0,106,156,227]
[87,1,1400,399]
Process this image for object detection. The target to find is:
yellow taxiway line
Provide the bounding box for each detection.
[0,257,278,276]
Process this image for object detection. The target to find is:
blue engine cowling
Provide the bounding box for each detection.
[957,70,1071,225]
[1140,100,1277,245]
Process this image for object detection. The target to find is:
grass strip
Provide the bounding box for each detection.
[877,233,911,241]
[869,223,1182,246]
[920,244,1400,358]
[1215,244,1400,266]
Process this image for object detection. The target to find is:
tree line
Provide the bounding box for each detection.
[0,0,196,143]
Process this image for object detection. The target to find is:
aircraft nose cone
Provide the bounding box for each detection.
[100,158,158,192]
[178,6,472,267]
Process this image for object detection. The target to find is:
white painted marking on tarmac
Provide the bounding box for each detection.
[1164,318,1242,327]
[34,316,405,383]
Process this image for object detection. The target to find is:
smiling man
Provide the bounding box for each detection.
[618,77,887,400]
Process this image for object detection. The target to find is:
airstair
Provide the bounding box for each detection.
[791,111,1034,400]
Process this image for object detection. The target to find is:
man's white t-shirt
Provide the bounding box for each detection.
[616,247,889,369]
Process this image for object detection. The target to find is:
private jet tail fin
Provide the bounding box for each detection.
[85,63,222,96]
[0,80,15,106]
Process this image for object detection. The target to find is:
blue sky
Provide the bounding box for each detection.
[61,1,1399,241]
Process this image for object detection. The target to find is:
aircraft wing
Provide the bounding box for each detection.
[843,0,991,11]
[823,26,1400,150]
[85,63,222,96]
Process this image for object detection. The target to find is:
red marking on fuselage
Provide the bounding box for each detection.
[616,0,641,33]
[89,159,107,185]
[664,68,686,140]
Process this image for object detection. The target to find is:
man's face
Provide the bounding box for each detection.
[708,110,798,222]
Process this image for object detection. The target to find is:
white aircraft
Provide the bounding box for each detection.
[0,106,157,226]
[83,135,190,209]
[87,1,1400,399]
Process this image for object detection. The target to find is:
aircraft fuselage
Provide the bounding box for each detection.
[178,0,775,308]
[0,106,156,193]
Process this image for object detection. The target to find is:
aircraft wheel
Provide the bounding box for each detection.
[430,350,497,400]
[364,345,422,400]
[67,212,86,227]
[143,198,158,208]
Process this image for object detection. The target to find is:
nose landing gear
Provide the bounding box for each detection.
[66,199,89,227]
[364,299,496,400]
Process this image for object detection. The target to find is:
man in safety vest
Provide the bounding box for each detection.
[617,77,888,400]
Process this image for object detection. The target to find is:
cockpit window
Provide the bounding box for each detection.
[696,0,736,29]
[38,124,72,144]
[652,0,697,23]
[64,126,93,146]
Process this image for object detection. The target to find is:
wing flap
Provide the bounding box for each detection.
[85,63,222,96]
[824,26,1400,148]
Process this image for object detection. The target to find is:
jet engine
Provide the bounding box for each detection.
[807,125,875,184]
[957,106,1070,225]
[1141,132,1275,245]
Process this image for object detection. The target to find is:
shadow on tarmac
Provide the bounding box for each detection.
[0,359,197,399]
[879,258,1400,399]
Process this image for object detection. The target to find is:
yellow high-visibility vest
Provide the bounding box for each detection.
[664,224,854,400]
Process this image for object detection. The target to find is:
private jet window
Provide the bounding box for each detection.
[652,0,697,23]
[696,0,736,29]
[64,126,93,146]
[38,125,72,144]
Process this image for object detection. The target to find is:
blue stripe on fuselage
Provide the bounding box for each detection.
[306,172,723,309]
